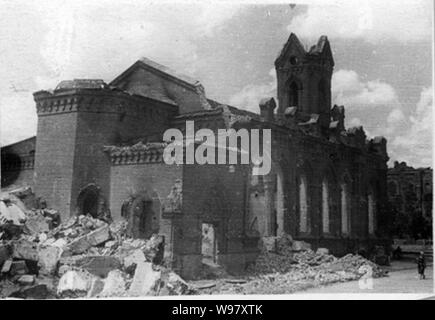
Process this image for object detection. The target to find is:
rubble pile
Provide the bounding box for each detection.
[227,237,386,293]
[249,235,384,278]
[1,187,387,298]
[0,187,194,299]
[191,236,387,295]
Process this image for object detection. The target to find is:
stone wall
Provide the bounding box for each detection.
[109,161,183,274]
[291,135,389,242]
[34,111,78,218]
[32,86,177,221]
[180,163,256,277]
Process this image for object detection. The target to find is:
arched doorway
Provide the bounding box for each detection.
[1,152,21,187]
[77,184,100,218]
[122,192,161,239]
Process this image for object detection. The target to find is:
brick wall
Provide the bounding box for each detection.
[109,162,183,273]
[33,88,176,221]
[34,112,78,217]
[181,163,257,277]
[109,163,182,220]
[1,137,36,188]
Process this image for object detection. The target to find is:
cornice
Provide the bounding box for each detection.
[103,142,167,165]
[34,89,177,117]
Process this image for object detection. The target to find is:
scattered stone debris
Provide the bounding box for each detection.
[190,235,387,295]
[128,261,161,297]
[57,269,97,298]
[0,187,194,299]
[0,187,388,298]
[98,270,127,297]
[17,275,35,286]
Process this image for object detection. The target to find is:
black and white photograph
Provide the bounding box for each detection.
[0,0,433,303]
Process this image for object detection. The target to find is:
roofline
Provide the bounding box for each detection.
[33,87,178,108]
[275,33,335,67]
[1,136,36,149]
[109,60,200,92]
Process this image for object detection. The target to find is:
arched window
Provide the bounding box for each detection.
[299,175,308,233]
[123,193,161,239]
[290,82,299,107]
[341,182,350,235]
[275,169,285,237]
[368,191,376,235]
[322,179,330,234]
[318,79,327,112]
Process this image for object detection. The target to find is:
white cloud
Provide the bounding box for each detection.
[377,108,407,136]
[229,69,276,112]
[288,0,432,43]
[332,70,398,108]
[194,2,243,36]
[348,117,362,127]
[0,0,243,145]
[26,0,243,90]
[387,109,405,125]
[390,87,433,167]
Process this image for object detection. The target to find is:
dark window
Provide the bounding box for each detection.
[290,82,299,107]
[318,79,327,111]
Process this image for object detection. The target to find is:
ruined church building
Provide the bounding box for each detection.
[1,34,390,278]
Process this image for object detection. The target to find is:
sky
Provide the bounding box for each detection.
[0,0,433,167]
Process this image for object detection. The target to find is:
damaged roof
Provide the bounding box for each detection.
[37,79,177,106]
[116,86,176,106]
[275,33,334,67]
[138,57,201,87]
[208,99,262,120]
[55,79,107,91]
[110,56,202,90]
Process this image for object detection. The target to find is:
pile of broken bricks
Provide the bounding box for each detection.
[1,187,387,298]
[247,235,386,283]
[190,236,387,295]
[0,188,195,299]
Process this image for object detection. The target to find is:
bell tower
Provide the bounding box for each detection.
[275,33,334,129]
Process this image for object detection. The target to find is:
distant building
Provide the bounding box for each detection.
[387,161,432,238]
[1,33,390,278]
